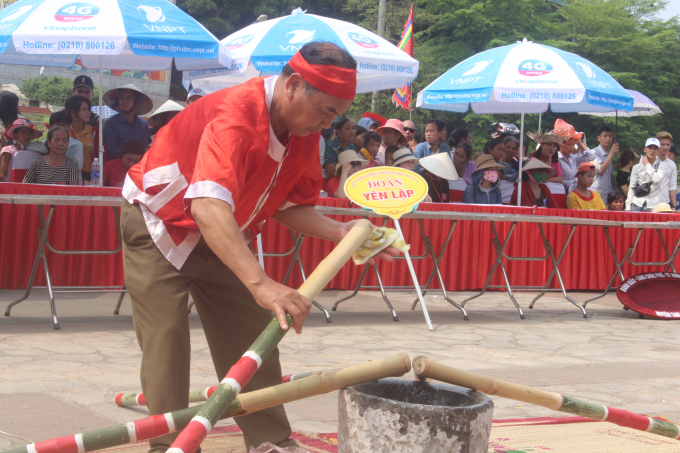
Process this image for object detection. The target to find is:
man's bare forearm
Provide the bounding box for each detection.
[191,197,267,291]
[273,205,344,242]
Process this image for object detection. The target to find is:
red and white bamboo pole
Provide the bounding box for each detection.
[412,356,680,440]
[2,352,410,453]
[116,370,335,407]
[166,220,373,453]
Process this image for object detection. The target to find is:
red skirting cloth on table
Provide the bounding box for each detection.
[1,184,679,292]
[0,183,125,289]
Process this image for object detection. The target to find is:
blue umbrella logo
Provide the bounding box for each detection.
[225,34,254,50]
[348,32,378,49]
[518,59,553,77]
[55,3,99,23]
[286,30,315,44]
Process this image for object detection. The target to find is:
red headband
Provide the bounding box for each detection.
[287,51,357,100]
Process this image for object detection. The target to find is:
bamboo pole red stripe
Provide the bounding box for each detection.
[165,220,374,453]
[117,371,324,407]
[3,352,410,453]
[413,356,680,440]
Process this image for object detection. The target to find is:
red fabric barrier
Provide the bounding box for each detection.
[1,183,679,292]
[0,183,125,289]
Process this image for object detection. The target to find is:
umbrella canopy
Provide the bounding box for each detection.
[416,38,634,114]
[577,89,662,117]
[0,0,231,71]
[183,8,419,94]
[0,0,232,186]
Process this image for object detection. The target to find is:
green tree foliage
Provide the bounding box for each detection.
[21,76,100,106]
[175,0,680,157]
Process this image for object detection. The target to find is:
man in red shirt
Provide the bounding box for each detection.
[122,43,392,452]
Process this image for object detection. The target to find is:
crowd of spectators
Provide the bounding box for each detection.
[0,79,678,214]
[0,75,188,187]
[320,114,678,214]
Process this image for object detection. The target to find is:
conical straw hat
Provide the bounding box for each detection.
[420,152,459,180]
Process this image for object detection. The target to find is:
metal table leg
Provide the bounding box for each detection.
[409,219,468,321]
[529,224,586,318]
[584,227,631,307]
[656,229,678,273]
[628,228,680,270]
[462,222,525,319]
[113,284,127,315]
[371,262,399,321]
[281,233,332,323]
[332,264,369,310]
[4,205,55,320]
[5,204,127,329]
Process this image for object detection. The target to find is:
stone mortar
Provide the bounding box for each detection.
[338,378,493,453]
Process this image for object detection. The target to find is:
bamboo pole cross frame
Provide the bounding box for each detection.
[1,354,411,453]
[412,356,680,440]
[165,219,374,453]
[115,369,337,407]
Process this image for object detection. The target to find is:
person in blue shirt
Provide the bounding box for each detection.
[414,120,450,172]
[103,84,151,160]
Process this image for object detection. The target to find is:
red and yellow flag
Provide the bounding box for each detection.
[392,5,414,111]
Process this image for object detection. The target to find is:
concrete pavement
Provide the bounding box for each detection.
[0,288,678,449]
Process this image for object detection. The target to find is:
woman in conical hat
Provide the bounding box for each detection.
[510,157,559,208]
[419,152,459,203]
[528,129,565,184]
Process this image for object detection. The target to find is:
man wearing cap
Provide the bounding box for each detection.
[626,138,671,212]
[103,84,151,160]
[72,75,100,127]
[122,42,396,452]
[375,118,410,166]
[186,87,205,105]
[566,162,606,210]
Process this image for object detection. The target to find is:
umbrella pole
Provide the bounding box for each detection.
[615,110,618,142]
[538,112,541,131]
[517,103,525,206]
[98,56,104,187]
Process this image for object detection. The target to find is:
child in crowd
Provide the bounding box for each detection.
[0,119,43,182]
[327,150,368,198]
[391,149,418,171]
[566,162,606,210]
[384,145,399,167]
[353,126,367,151]
[391,149,433,202]
[607,191,625,211]
[103,140,146,187]
[358,131,381,167]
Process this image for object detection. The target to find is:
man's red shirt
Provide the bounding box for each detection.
[123,76,322,268]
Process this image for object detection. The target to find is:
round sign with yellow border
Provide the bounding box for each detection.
[344,167,429,219]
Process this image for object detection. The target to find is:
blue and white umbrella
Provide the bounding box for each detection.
[416,38,633,114]
[415,38,634,206]
[0,0,231,71]
[0,0,231,184]
[183,8,419,94]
